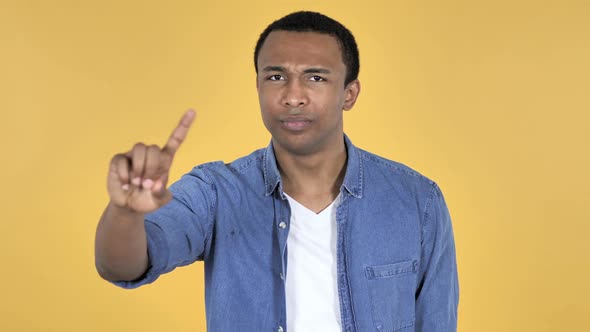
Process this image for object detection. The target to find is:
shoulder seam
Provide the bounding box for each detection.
[359,150,434,185]
[229,155,264,175]
[421,182,440,235]
[197,167,217,262]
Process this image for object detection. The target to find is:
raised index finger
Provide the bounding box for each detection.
[162,109,196,156]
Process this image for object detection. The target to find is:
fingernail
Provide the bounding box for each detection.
[142,179,153,189]
[122,184,129,191]
[153,181,162,192]
[132,177,141,186]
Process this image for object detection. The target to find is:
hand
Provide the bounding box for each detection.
[107,110,196,213]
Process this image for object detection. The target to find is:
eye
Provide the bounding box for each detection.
[267,74,284,81]
[309,75,326,82]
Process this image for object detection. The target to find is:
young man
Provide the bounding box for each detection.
[95,11,459,332]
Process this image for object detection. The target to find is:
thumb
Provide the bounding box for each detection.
[151,175,172,205]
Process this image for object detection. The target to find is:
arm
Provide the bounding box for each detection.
[95,202,148,281]
[415,183,459,331]
[94,110,195,282]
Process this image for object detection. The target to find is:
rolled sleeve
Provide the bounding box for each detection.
[111,167,216,289]
[111,220,170,289]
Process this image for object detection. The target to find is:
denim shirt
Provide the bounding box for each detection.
[114,135,459,332]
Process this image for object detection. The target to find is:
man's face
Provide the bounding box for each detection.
[256,31,360,156]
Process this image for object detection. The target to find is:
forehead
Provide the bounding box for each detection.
[257,31,345,70]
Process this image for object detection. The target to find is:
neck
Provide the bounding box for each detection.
[274,137,347,199]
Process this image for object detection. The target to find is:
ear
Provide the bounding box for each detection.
[342,79,361,111]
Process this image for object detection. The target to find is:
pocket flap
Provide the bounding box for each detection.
[365,260,418,279]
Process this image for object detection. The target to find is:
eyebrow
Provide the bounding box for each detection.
[261,66,332,74]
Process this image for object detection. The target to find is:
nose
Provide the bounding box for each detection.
[282,79,308,107]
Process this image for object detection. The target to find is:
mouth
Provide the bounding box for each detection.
[280,118,312,131]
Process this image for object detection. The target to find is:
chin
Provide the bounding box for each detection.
[272,134,318,156]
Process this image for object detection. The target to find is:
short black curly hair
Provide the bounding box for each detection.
[254,11,360,86]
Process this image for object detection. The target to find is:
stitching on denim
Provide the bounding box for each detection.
[417,182,438,285]
[422,183,438,228]
[263,150,270,192]
[365,259,417,331]
[357,148,364,197]
[365,260,418,280]
[365,265,382,332]
[365,274,416,332]
[342,196,360,330]
[198,167,217,262]
[359,149,434,185]
[392,319,415,331]
[336,196,351,329]
[229,154,263,175]
[368,266,416,279]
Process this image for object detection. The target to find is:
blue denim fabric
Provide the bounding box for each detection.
[114,135,459,332]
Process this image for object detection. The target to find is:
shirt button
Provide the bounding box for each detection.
[279,272,284,280]
[278,221,287,229]
[277,326,284,332]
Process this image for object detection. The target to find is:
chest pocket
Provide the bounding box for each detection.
[365,259,418,332]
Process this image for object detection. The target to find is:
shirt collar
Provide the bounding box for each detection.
[263,134,363,198]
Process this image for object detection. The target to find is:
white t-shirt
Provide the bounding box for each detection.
[285,193,342,331]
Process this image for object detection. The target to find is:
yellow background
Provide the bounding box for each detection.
[1,0,589,331]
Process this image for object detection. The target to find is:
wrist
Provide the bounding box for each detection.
[108,200,144,218]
